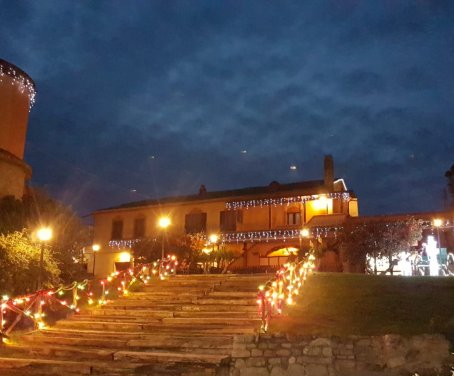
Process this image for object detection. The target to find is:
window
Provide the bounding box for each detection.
[185,212,207,234]
[286,212,301,226]
[133,217,146,238]
[236,210,243,224]
[111,219,123,240]
[220,210,237,232]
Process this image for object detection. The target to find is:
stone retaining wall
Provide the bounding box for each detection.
[230,333,451,376]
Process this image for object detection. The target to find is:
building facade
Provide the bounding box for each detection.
[0,59,35,199]
[91,156,359,277]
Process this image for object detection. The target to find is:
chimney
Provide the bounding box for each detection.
[324,155,334,190]
[198,184,207,196]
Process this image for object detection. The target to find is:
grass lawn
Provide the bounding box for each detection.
[270,273,454,342]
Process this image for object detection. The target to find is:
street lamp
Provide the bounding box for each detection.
[158,217,171,259]
[299,228,310,257]
[36,227,52,290]
[92,244,100,276]
[209,233,219,254]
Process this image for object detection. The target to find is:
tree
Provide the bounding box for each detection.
[445,164,454,208]
[132,232,238,274]
[0,189,91,283]
[0,230,60,295]
[339,218,423,274]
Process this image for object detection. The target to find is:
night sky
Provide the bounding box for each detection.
[1,1,454,217]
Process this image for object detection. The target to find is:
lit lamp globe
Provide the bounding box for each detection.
[209,234,219,243]
[91,244,100,276]
[300,228,310,238]
[37,227,52,242]
[158,217,171,229]
[433,218,442,228]
[158,217,171,259]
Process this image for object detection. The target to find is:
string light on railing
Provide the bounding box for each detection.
[257,253,316,332]
[0,256,179,341]
[221,227,341,243]
[226,192,350,210]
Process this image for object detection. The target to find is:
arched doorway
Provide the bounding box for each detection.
[259,246,299,268]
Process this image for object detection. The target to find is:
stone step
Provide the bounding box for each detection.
[107,302,184,309]
[113,350,230,366]
[115,296,196,303]
[173,311,258,319]
[133,289,210,296]
[206,291,256,298]
[0,344,116,361]
[21,334,129,349]
[0,355,222,376]
[78,309,257,320]
[181,304,256,312]
[51,321,256,334]
[0,356,141,375]
[69,315,162,323]
[69,315,259,327]
[162,317,261,326]
[34,329,235,343]
[195,298,257,305]
[81,309,174,318]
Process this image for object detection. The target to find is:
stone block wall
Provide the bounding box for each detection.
[230,333,451,376]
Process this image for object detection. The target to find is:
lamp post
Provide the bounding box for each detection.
[158,217,171,259]
[36,227,52,290]
[92,244,100,276]
[299,228,309,256]
[209,233,219,252]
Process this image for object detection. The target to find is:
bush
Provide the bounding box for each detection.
[0,230,60,295]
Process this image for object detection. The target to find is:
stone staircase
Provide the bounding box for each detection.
[0,274,269,376]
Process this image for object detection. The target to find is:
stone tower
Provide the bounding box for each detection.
[0,59,35,199]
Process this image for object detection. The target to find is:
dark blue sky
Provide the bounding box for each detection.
[1,1,454,216]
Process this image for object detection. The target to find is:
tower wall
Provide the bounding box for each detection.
[0,59,35,199]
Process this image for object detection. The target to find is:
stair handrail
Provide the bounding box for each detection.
[0,255,178,343]
[257,253,316,332]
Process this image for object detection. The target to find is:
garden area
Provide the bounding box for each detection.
[271,272,454,344]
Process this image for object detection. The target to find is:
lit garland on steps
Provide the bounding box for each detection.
[257,253,316,332]
[0,255,178,343]
[226,192,351,210]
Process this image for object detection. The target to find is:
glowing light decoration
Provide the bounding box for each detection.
[0,257,179,341]
[221,227,340,243]
[225,192,350,210]
[118,252,131,263]
[109,239,140,249]
[257,253,316,332]
[424,235,440,277]
[0,60,36,110]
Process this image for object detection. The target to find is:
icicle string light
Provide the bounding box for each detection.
[0,255,178,343]
[109,239,140,249]
[221,227,341,243]
[0,61,36,110]
[257,253,316,332]
[226,192,350,210]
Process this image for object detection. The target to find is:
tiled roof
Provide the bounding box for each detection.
[95,179,342,213]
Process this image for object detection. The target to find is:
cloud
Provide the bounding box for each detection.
[1,1,453,216]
